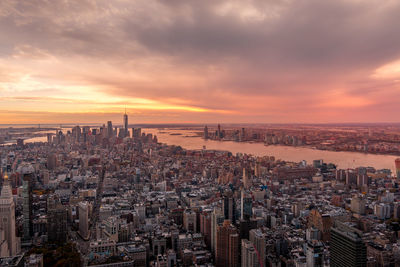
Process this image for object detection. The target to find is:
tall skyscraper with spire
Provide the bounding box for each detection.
[0,172,20,256]
[123,110,129,138]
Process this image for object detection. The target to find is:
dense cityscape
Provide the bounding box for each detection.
[2,1,400,266]
[1,113,400,266]
[201,124,400,156]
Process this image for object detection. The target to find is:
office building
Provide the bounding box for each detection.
[204,125,209,139]
[239,219,257,240]
[241,239,259,267]
[396,158,400,179]
[306,240,324,267]
[249,229,265,266]
[200,211,212,248]
[123,112,129,138]
[19,164,34,242]
[0,173,20,256]
[330,222,367,267]
[47,195,68,244]
[183,209,197,233]
[211,208,224,253]
[350,195,366,215]
[216,220,239,267]
[47,154,57,170]
[243,168,252,189]
[107,121,113,138]
[308,209,332,242]
[133,128,141,139]
[79,201,90,240]
[223,193,236,223]
[241,190,253,220]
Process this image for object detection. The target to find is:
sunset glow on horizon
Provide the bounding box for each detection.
[1,0,400,124]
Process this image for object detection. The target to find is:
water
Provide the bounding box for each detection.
[3,126,397,172]
[142,128,398,172]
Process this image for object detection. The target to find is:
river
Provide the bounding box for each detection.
[9,126,398,172]
[141,128,398,172]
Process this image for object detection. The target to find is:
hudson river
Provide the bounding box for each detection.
[142,128,398,172]
[13,126,398,172]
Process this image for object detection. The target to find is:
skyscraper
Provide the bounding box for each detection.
[249,229,265,267]
[78,201,90,240]
[47,154,57,170]
[307,209,332,242]
[330,222,366,267]
[18,164,34,242]
[395,158,400,179]
[107,121,113,138]
[243,168,252,189]
[0,172,20,256]
[241,239,259,267]
[204,125,209,139]
[241,190,253,220]
[47,195,68,244]
[306,240,324,267]
[123,111,129,138]
[211,208,224,253]
[223,193,236,223]
[183,209,197,233]
[200,211,212,249]
[216,220,239,267]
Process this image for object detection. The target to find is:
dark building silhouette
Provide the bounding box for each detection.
[330,222,367,267]
[47,195,68,244]
[216,220,239,267]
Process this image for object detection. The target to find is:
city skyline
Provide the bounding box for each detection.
[1,0,400,124]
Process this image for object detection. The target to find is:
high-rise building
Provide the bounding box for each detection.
[204,125,209,139]
[47,195,68,244]
[345,169,357,185]
[211,208,224,253]
[16,138,24,148]
[0,173,20,256]
[72,126,81,142]
[47,154,57,170]
[200,211,212,249]
[217,124,222,139]
[241,239,259,267]
[107,121,113,139]
[243,168,252,189]
[249,229,265,267]
[183,209,197,233]
[239,219,257,240]
[306,240,324,267]
[78,201,90,240]
[335,169,346,182]
[241,190,253,220]
[350,195,366,215]
[395,158,400,179]
[133,128,142,139]
[223,194,236,223]
[307,209,332,242]
[19,164,34,242]
[240,128,245,142]
[216,220,239,267]
[254,162,261,178]
[123,111,129,138]
[330,222,366,267]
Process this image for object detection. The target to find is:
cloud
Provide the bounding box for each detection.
[1,0,400,123]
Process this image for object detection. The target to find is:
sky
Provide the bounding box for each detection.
[1,0,400,124]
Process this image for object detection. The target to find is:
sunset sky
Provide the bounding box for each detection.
[1,0,400,124]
